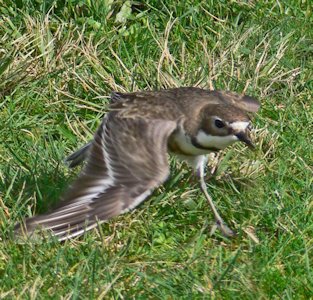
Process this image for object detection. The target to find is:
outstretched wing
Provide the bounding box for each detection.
[15,113,177,241]
[64,92,128,168]
[64,91,138,168]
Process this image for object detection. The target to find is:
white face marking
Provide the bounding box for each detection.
[196,130,238,149]
[229,121,250,131]
[172,121,251,155]
[194,121,251,150]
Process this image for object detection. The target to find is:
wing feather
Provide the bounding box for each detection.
[15,114,176,241]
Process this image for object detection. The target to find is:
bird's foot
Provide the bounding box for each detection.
[209,219,236,238]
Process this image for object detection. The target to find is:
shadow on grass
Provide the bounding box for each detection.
[1,163,78,215]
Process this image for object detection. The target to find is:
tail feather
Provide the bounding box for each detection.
[65,142,92,168]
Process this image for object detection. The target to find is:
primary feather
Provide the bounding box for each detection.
[15,113,176,241]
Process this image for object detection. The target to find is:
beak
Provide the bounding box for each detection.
[235,131,255,150]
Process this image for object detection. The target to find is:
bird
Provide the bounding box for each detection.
[14,87,260,241]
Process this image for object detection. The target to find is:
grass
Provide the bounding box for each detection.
[0,0,312,298]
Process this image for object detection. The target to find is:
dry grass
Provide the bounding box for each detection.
[0,1,312,298]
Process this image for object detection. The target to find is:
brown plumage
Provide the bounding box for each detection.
[14,87,260,241]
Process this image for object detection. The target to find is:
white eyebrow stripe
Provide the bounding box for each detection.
[230,121,250,131]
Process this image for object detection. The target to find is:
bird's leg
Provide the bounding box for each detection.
[196,155,235,238]
[207,152,221,178]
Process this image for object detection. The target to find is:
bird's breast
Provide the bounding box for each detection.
[168,127,239,156]
[168,128,218,156]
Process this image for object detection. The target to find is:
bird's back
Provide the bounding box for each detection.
[109,87,221,121]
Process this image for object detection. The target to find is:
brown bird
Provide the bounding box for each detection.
[15,87,260,241]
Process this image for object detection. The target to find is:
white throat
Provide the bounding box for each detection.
[196,130,238,150]
[171,121,250,155]
[196,121,250,150]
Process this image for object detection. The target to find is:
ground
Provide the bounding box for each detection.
[0,1,312,298]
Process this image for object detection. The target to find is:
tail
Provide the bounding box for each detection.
[64,142,92,168]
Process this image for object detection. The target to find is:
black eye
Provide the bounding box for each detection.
[215,119,225,128]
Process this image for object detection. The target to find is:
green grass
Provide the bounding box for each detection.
[0,0,312,298]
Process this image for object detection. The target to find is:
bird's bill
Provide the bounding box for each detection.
[235,131,255,149]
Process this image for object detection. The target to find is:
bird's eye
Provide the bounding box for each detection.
[214,119,225,128]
